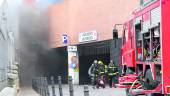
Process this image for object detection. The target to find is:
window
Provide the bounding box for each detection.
[130,20,134,48]
[152,26,161,62]
[135,23,142,61]
[123,29,129,44]
[141,0,157,7]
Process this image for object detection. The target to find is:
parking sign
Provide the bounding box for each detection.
[62,34,68,44]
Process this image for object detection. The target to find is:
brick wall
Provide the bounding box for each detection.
[48,0,139,48]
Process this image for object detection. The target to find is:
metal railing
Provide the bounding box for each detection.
[32,76,90,96]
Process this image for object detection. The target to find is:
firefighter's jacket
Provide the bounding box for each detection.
[97,64,108,75]
[107,64,118,76]
[88,63,98,77]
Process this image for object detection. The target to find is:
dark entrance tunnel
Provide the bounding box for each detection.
[19,39,122,86]
[20,45,68,86]
[36,47,68,84]
[78,40,111,84]
[79,54,110,84]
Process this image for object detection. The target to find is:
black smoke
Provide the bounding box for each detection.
[18,6,50,86]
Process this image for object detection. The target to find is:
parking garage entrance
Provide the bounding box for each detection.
[78,40,111,84]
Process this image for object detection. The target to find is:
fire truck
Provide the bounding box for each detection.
[113,0,170,95]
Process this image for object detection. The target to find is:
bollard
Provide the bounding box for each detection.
[42,77,47,96]
[40,77,43,96]
[38,77,41,94]
[41,77,46,96]
[44,77,50,96]
[33,79,36,91]
[68,77,74,96]
[36,78,38,92]
[51,76,56,96]
[33,78,37,92]
[32,79,34,90]
[39,77,43,96]
[58,76,63,96]
[32,79,33,89]
[34,78,37,92]
[84,85,89,96]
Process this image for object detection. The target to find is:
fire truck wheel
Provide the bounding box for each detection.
[144,69,158,90]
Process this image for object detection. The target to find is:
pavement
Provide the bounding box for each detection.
[17,87,40,96]
[0,87,17,96]
[0,85,147,96]
[49,85,127,96]
[14,85,127,96]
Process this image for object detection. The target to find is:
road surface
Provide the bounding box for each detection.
[17,85,127,96]
[49,85,126,96]
[18,87,40,96]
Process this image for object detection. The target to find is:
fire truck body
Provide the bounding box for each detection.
[161,0,170,94]
[116,0,170,95]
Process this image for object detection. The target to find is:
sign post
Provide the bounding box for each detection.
[67,46,79,84]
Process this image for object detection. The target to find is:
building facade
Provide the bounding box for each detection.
[49,0,139,48]
[47,0,140,84]
[0,0,19,91]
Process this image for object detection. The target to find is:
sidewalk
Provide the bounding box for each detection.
[0,87,17,96]
[18,87,39,96]
[49,84,127,96]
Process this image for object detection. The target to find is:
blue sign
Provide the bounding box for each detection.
[62,34,68,44]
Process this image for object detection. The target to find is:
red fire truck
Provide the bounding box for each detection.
[113,0,170,95]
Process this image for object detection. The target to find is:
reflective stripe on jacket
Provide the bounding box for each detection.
[108,64,118,76]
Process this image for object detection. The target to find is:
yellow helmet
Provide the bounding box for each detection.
[98,61,103,65]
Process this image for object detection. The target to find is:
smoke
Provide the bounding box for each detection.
[18,5,51,86]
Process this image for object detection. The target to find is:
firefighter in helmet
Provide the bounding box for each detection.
[88,60,98,88]
[97,60,108,75]
[96,60,107,88]
[107,60,119,88]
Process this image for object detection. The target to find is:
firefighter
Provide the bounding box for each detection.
[107,60,119,88]
[97,60,108,75]
[96,60,107,88]
[88,60,98,88]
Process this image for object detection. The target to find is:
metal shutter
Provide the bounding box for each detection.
[143,21,150,33]
[142,12,151,33]
[151,6,160,25]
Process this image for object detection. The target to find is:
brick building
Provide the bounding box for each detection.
[48,0,139,48]
[47,0,139,84]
